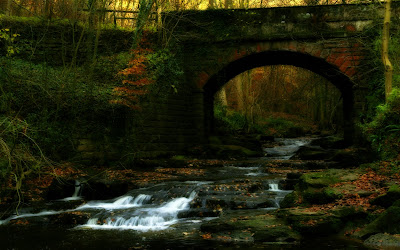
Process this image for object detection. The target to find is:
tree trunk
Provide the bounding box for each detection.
[208,0,214,9]
[382,0,393,101]
[218,87,228,106]
[0,0,12,15]
[224,0,233,9]
[132,0,155,49]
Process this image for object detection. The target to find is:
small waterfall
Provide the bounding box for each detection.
[269,183,280,191]
[264,137,313,160]
[77,194,152,210]
[72,180,82,198]
[79,191,196,232]
[59,180,83,201]
[0,210,62,225]
[267,180,292,208]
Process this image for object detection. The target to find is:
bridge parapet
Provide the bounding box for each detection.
[165,3,399,43]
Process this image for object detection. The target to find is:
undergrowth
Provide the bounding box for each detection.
[214,104,317,137]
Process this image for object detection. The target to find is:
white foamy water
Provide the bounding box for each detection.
[59,180,83,201]
[79,191,197,232]
[264,138,312,160]
[77,194,152,210]
[269,183,280,191]
[0,210,63,225]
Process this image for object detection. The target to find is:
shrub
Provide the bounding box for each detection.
[364,88,400,159]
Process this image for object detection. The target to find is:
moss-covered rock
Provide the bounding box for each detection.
[302,187,341,205]
[280,191,300,208]
[370,185,400,208]
[329,148,376,167]
[311,136,346,149]
[299,169,361,190]
[294,146,332,161]
[354,206,400,239]
[200,210,300,244]
[364,233,400,248]
[299,170,340,189]
[209,144,262,158]
[278,208,343,236]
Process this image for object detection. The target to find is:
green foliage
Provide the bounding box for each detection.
[362,27,400,122]
[214,104,248,133]
[0,115,48,209]
[0,28,20,57]
[0,57,119,160]
[214,104,313,137]
[363,88,400,159]
[146,48,184,97]
[91,52,131,82]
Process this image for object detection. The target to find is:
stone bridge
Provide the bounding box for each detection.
[153,3,400,149]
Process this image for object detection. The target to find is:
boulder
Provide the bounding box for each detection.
[354,205,400,239]
[310,136,346,149]
[294,146,332,161]
[329,148,376,167]
[278,208,343,236]
[364,233,400,248]
[371,185,400,208]
[209,144,263,159]
[301,187,341,205]
[200,210,300,244]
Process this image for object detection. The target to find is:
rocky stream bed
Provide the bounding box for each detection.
[1,136,400,249]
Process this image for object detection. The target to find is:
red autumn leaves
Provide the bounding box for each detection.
[112,38,154,110]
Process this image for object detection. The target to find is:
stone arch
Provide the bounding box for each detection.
[202,50,355,144]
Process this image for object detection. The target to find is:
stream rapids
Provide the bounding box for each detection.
[0,137,369,249]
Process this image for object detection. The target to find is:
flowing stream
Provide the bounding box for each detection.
[0,138,368,249]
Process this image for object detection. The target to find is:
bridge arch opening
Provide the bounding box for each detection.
[203,51,355,144]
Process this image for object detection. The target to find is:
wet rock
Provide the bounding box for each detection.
[7,211,90,227]
[310,136,346,149]
[201,210,300,243]
[370,184,400,208]
[280,191,299,208]
[329,148,376,167]
[47,179,80,200]
[294,146,333,161]
[299,171,338,189]
[178,208,221,218]
[299,169,360,189]
[278,208,343,236]
[287,172,303,180]
[364,233,400,248]
[206,135,263,159]
[253,227,299,243]
[281,172,302,190]
[354,205,400,239]
[81,180,130,200]
[208,144,263,159]
[49,211,90,225]
[302,187,341,205]
[257,135,274,142]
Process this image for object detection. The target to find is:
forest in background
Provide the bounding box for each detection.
[0,0,399,204]
[214,66,342,137]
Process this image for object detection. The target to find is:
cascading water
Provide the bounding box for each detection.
[267,180,292,208]
[268,183,280,191]
[77,194,152,210]
[264,137,312,160]
[78,192,197,231]
[60,180,83,201]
